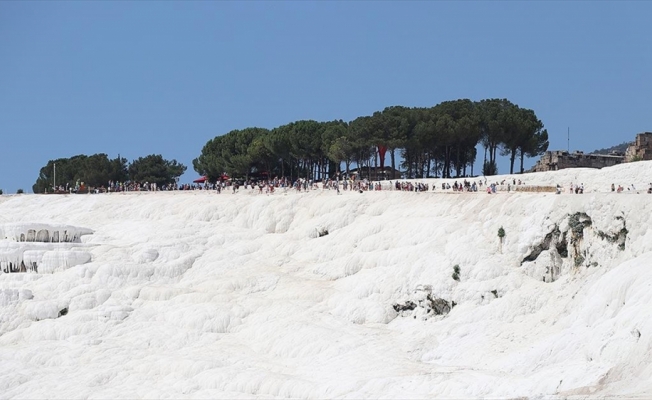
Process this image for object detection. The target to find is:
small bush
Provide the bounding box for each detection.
[0,189,3,195]
[483,160,498,176]
[498,226,505,238]
[452,264,461,281]
[16,189,24,194]
[568,212,592,244]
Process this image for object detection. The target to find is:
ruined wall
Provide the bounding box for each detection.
[625,132,652,162]
[532,151,624,172]
[532,132,652,171]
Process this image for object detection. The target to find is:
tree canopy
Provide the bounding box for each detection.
[193,98,548,180]
[128,154,187,186]
[33,154,185,193]
[32,98,549,193]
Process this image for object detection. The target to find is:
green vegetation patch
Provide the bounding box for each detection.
[568,212,592,244]
[452,265,461,281]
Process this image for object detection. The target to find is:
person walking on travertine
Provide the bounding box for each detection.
[336,172,341,195]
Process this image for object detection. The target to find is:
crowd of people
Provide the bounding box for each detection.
[610,183,652,194]
[51,176,652,196]
[204,176,529,195]
[54,180,185,193]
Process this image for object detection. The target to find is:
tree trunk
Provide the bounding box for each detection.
[367,153,372,181]
[509,149,517,174]
[419,154,425,178]
[374,148,378,180]
[390,149,396,179]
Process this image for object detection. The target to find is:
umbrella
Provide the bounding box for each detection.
[193,176,207,183]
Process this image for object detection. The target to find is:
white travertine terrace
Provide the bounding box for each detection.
[0,161,652,398]
[0,223,93,243]
[0,224,93,273]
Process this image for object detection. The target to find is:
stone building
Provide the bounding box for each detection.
[532,131,652,172]
[625,132,652,162]
[531,151,624,172]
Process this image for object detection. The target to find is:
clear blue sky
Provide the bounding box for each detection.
[1,1,650,193]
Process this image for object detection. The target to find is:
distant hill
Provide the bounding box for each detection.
[591,141,631,155]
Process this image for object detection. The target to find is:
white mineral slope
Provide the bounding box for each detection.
[0,162,652,399]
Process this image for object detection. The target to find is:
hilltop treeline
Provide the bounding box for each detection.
[592,141,631,155]
[31,98,548,193]
[33,154,186,193]
[193,98,548,182]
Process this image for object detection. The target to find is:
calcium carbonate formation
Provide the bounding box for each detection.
[0,223,93,273]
